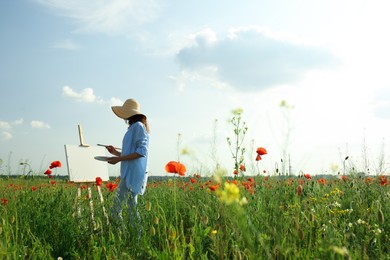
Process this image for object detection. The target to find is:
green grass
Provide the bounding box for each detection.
[0,175,389,259]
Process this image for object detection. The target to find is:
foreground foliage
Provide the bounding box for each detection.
[0,175,389,259]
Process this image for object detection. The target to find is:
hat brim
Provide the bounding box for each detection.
[111,106,143,119]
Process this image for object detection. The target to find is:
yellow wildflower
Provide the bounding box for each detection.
[217,182,240,205]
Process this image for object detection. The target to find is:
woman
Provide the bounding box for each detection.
[106,98,150,226]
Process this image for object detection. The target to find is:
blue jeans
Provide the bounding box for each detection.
[112,179,140,226]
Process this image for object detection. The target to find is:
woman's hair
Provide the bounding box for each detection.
[126,114,150,133]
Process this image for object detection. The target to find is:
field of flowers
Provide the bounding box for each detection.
[0,171,389,259]
[1,110,389,259]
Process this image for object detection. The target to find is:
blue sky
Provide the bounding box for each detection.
[1,0,390,177]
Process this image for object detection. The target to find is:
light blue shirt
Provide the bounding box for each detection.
[120,121,149,195]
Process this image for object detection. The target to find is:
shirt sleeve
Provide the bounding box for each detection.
[133,122,148,157]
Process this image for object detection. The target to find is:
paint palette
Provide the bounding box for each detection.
[94,156,110,161]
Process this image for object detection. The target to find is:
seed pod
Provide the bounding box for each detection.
[378,207,384,224]
[145,201,152,211]
[169,227,177,240]
[298,228,304,241]
[202,216,209,225]
[150,226,156,236]
[154,216,159,225]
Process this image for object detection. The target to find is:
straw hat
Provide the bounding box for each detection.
[111,99,144,119]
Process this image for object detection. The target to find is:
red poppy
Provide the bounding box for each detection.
[49,160,62,169]
[256,147,267,155]
[239,164,246,171]
[233,169,239,175]
[44,169,52,175]
[304,174,311,180]
[242,181,252,190]
[165,161,186,176]
[256,147,267,161]
[176,163,186,176]
[209,184,219,191]
[379,176,388,186]
[50,180,57,185]
[31,186,37,191]
[165,161,177,173]
[317,178,327,185]
[247,177,255,183]
[190,178,196,184]
[1,198,8,206]
[365,177,373,184]
[95,177,103,186]
[106,182,118,192]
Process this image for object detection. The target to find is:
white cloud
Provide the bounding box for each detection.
[62,86,99,103]
[12,118,24,125]
[109,97,123,106]
[170,68,231,92]
[62,86,123,106]
[189,28,218,48]
[52,39,80,50]
[0,120,23,140]
[34,0,160,35]
[175,27,338,91]
[0,121,11,130]
[31,121,51,129]
[0,131,13,141]
[0,119,24,129]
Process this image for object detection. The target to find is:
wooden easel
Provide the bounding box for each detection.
[74,124,109,229]
[75,182,109,229]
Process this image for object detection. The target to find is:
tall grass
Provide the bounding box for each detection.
[1,106,389,259]
[0,175,388,259]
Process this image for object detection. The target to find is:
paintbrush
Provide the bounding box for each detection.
[97,144,122,150]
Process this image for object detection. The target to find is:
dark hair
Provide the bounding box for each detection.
[126,114,150,133]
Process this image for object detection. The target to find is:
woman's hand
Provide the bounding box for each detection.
[106,145,121,157]
[106,145,117,154]
[107,156,121,165]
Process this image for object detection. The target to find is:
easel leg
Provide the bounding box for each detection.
[74,183,108,230]
[77,185,82,217]
[97,185,110,225]
[88,186,97,230]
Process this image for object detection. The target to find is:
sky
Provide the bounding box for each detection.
[1,0,390,177]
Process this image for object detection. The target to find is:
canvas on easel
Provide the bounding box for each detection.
[64,145,109,182]
[64,124,111,228]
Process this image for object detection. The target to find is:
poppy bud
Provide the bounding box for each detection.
[297,185,303,196]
